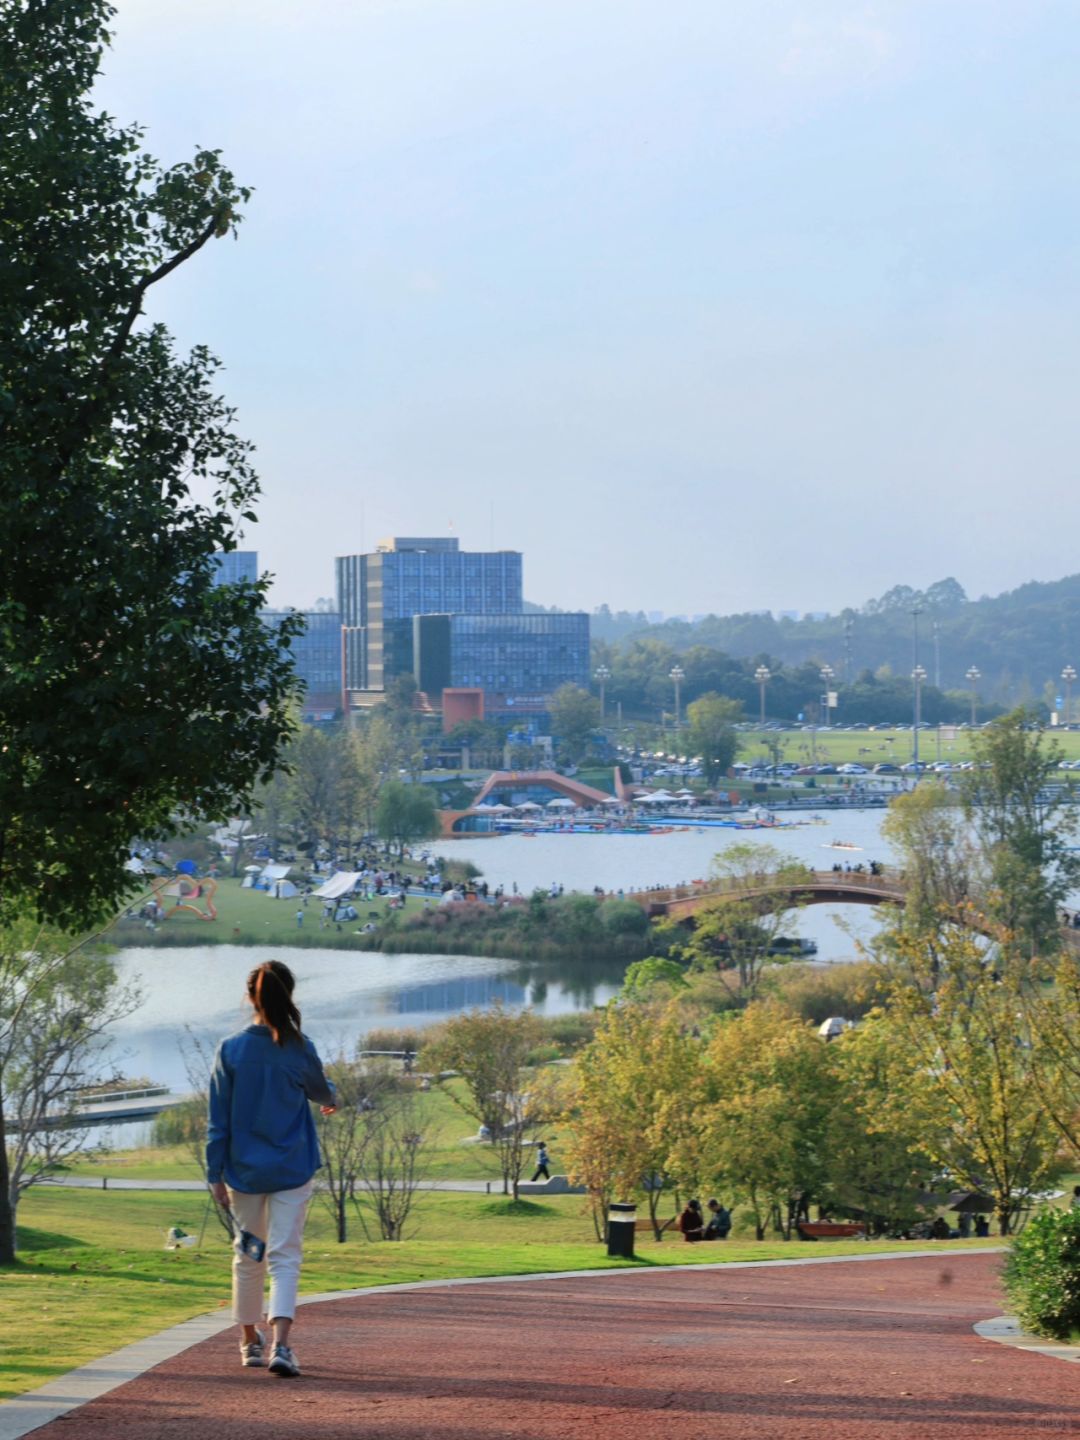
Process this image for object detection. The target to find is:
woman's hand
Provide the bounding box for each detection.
[320,1105,337,1116]
[210,1181,230,1208]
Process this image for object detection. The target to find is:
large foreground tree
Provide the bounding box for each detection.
[0,0,301,926]
[0,0,301,1262]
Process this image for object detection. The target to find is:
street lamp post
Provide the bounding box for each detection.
[669,665,685,731]
[754,665,771,728]
[912,665,927,773]
[594,664,610,720]
[1063,665,1077,728]
[966,666,980,728]
[820,665,835,729]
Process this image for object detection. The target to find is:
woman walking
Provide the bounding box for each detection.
[207,960,336,1377]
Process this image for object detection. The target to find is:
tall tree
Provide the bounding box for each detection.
[2,927,140,1232]
[563,1001,701,1239]
[959,711,1080,960]
[422,1007,544,1200]
[684,693,742,783]
[0,1,300,1262]
[693,1002,835,1240]
[548,684,601,763]
[880,929,1062,1235]
[375,781,439,857]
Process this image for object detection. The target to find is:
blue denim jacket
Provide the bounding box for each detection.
[206,1024,335,1194]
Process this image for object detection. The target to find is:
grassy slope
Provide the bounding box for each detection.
[68,1083,507,1183]
[105,876,435,949]
[1,1185,1000,1402]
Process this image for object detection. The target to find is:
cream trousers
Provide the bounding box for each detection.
[228,1179,314,1324]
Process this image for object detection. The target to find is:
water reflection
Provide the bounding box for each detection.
[392,975,527,1014]
[107,947,621,1093]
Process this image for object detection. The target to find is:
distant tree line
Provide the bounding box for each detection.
[588,635,1003,726]
[533,572,1080,710]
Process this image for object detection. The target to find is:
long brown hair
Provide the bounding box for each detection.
[247,960,302,1047]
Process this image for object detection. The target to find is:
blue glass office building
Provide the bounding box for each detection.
[336,538,522,692]
[211,550,259,586]
[262,609,342,721]
[414,613,590,721]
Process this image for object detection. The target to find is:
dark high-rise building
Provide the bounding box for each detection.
[337,537,522,693]
[414,613,590,721]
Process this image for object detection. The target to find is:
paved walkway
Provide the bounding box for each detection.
[11,1251,1080,1439]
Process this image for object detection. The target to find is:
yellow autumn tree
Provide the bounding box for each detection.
[562,1000,701,1240]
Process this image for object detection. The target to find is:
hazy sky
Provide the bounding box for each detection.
[99,1,1080,616]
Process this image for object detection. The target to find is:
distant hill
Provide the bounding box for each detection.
[549,576,1079,708]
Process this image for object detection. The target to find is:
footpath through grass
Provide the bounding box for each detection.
[1,1185,1001,1402]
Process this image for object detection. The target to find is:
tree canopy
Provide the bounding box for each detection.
[0,0,301,926]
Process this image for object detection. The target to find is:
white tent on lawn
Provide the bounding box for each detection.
[314,872,364,902]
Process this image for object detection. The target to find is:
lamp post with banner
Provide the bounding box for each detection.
[820,665,835,729]
[669,665,685,731]
[966,666,980,728]
[912,665,927,773]
[754,665,771,729]
[594,664,610,720]
[1063,665,1076,727]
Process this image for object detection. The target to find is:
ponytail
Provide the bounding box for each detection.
[247,960,302,1046]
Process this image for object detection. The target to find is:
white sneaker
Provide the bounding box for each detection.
[240,1329,266,1368]
[268,1343,301,1378]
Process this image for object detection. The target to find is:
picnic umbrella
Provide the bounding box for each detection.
[546,797,576,808]
[947,1190,997,1213]
[516,801,542,811]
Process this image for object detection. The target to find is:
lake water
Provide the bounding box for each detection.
[109,946,624,1094]
[432,806,895,969]
[108,808,893,1098]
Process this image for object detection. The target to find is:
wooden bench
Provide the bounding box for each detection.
[634,1216,678,1235]
[797,1220,866,1240]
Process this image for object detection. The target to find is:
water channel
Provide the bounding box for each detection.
[110,809,896,1097]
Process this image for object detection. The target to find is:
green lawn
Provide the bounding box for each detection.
[737,726,1080,770]
[67,1082,509,1183]
[2,1184,1002,1402]
[104,875,435,949]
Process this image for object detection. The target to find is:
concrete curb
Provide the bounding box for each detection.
[0,1247,1003,1440]
[974,1314,1080,1365]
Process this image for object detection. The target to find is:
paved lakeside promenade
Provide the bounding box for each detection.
[6,1251,1078,1440]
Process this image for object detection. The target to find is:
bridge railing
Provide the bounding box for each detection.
[631,869,903,909]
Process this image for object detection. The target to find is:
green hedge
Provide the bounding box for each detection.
[1004,1206,1080,1340]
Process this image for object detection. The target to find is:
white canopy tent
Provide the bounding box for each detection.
[546,797,576,809]
[516,801,543,811]
[314,872,364,901]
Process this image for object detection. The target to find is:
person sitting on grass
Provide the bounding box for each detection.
[703,1199,731,1240]
[678,1199,705,1242]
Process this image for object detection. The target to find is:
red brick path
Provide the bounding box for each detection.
[26,1253,1080,1439]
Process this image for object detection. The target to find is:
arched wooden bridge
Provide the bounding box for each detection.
[633,869,906,922]
[632,871,1080,951]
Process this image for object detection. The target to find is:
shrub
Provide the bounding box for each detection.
[1004,1206,1080,1340]
[599,899,649,936]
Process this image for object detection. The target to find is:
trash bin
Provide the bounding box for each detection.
[607,1201,636,1259]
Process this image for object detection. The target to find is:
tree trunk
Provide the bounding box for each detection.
[998,1207,1011,1237]
[337,1201,347,1244]
[0,1084,15,1263]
